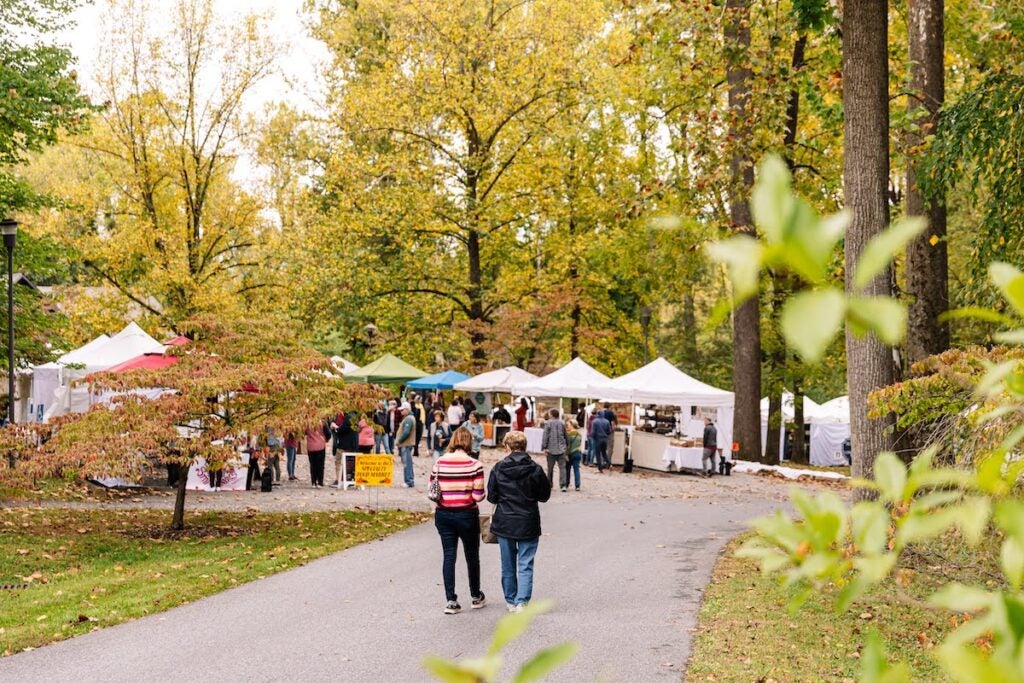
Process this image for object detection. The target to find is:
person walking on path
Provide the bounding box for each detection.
[428,410,452,459]
[566,418,583,491]
[429,427,487,615]
[331,411,359,486]
[396,404,417,487]
[541,409,569,492]
[590,411,612,473]
[487,430,551,612]
[462,412,484,459]
[283,431,299,481]
[305,419,331,487]
[702,417,719,477]
[386,399,401,454]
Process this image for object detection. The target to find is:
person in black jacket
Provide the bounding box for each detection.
[486,430,551,612]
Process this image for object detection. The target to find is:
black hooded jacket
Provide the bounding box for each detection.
[486,451,551,539]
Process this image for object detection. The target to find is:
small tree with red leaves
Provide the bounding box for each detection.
[10,316,383,529]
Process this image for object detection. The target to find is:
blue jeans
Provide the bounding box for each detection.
[498,536,539,606]
[583,438,594,465]
[568,451,581,488]
[285,447,297,478]
[374,433,392,454]
[434,508,481,602]
[399,446,415,486]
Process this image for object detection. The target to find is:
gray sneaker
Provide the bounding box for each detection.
[444,600,461,614]
[471,592,486,609]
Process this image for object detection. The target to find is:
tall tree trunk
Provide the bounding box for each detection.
[843,0,895,494]
[726,0,761,463]
[569,215,580,359]
[792,382,808,465]
[764,391,782,465]
[172,466,188,530]
[905,0,949,363]
[680,293,698,366]
[467,228,486,362]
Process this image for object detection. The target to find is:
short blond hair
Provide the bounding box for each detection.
[503,430,527,451]
[448,426,473,453]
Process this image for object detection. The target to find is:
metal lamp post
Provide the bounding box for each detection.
[640,306,652,364]
[0,218,17,428]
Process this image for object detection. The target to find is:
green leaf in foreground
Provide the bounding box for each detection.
[860,630,911,683]
[512,643,579,683]
[847,296,907,345]
[706,236,763,302]
[422,656,483,683]
[780,288,846,362]
[488,599,553,656]
[990,262,1024,319]
[853,217,926,290]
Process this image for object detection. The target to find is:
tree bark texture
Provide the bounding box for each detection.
[764,391,782,465]
[725,0,762,462]
[792,382,808,465]
[905,0,949,363]
[843,0,896,491]
[172,469,188,530]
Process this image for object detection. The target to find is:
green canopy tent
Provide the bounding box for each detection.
[344,353,428,385]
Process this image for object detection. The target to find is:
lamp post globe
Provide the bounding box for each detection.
[0,218,17,427]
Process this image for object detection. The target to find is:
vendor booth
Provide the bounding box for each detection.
[759,393,850,466]
[38,323,166,422]
[513,358,610,454]
[808,396,850,466]
[587,357,734,472]
[455,367,539,446]
[760,392,822,458]
[343,353,427,385]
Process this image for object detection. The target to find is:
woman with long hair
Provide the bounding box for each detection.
[429,427,486,614]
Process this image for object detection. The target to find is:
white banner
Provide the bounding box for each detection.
[187,457,247,491]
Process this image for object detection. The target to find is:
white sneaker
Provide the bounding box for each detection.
[513,603,525,613]
[506,603,516,612]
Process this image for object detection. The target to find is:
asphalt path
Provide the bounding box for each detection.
[0,496,784,682]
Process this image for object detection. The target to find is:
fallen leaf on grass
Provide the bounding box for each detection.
[16,548,29,555]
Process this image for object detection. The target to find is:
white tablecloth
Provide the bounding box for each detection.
[187,457,247,491]
[662,446,706,471]
[525,427,544,453]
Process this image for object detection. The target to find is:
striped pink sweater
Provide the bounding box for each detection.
[431,451,485,509]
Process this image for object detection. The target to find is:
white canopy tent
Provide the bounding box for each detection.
[330,356,361,375]
[587,357,734,458]
[513,357,610,398]
[758,393,850,466]
[808,395,850,466]
[759,392,823,458]
[454,366,539,394]
[30,334,110,422]
[41,322,165,421]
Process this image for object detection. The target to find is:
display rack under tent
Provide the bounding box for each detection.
[586,357,735,473]
[407,369,471,390]
[808,396,850,466]
[343,353,427,385]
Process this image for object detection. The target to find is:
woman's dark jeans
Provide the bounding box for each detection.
[434,507,481,602]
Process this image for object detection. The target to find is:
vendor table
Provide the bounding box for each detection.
[630,430,672,471]
[663,446,707,471]
[525,426,544,453]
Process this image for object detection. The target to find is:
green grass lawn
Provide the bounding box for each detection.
[0,507,427,656]
[686,532,999,682]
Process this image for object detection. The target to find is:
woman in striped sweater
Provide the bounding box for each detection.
[430,427,487,614]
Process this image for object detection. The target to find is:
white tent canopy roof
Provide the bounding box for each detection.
[513,357,610,398]
[760,392,823,422]
[588,357,734,407]
[454,366,539,393]
[810,395,850,424]
[330,356,361,375]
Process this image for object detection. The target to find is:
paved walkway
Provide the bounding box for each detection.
[0,493,783,682]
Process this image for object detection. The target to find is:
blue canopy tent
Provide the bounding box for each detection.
[407,370,471,390]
